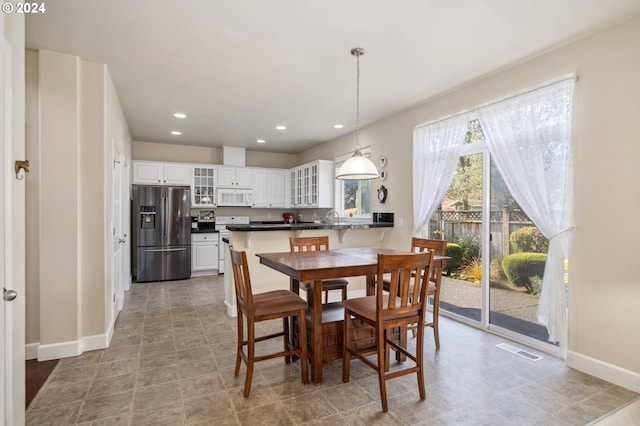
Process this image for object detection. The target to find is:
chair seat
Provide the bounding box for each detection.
[343,295,416,322]
[382,276,436,295]
[301,278,349,292]
[253,290,308,317]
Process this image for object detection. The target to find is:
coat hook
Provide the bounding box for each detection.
[15,160,29,180]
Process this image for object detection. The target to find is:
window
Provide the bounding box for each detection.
[341,179,371,217]
[334,157,372,218]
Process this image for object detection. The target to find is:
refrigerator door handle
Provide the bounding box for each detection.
[141,247,188,253]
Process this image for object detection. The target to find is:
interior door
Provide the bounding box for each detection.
[2,13,26,424]
[112,145,124,317]
[1,14,8,420]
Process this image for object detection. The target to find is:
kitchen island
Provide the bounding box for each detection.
[222,221,394,316]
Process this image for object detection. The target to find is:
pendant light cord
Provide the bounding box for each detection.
[355,50,361,151]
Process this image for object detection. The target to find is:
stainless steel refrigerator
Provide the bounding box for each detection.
[132,185,191,282]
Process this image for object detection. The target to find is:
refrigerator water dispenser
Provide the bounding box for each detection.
[140,206,157,229]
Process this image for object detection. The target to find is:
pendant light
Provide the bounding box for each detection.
[336,47,379,180]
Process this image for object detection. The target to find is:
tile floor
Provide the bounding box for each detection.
[26,275,638,425]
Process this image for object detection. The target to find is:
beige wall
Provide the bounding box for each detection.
[38,50,81,347]
[25,49,132,359]
[133,141,298,169]
[303,17,640,382]
[25,50,39,345]
[79,60,106,337]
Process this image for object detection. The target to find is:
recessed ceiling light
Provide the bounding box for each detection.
[256,139,266,144]
[171,130,182,136]
[333,124,344,129]
[173,113,187,118]
[276,125,287,130]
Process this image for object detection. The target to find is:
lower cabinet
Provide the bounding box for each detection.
[191,233,219,276]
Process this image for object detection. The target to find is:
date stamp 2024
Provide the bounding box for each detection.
[2,2,47,14]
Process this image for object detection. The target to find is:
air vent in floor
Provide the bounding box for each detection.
[496,343,543,361]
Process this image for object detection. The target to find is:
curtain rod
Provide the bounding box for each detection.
[414,73,579,130]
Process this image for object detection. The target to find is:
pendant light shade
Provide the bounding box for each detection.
[336,150,379,180]
[336,47,379,180]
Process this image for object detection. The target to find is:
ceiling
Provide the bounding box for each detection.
[25,0,640,154]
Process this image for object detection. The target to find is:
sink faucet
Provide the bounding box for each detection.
[325,210,340,223]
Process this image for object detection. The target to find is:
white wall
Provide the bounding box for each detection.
[300,17,640,389]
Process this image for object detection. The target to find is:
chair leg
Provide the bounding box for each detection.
[284,317,291,364]
[342,312,352,383]
[415,316,426,401]
[433,294,441,350]
[234,313,244,377]
[324,290,329,304]
[341,286,347,301]
[377,325,389,412]
[298,309,309,384]
[243,320,255,397]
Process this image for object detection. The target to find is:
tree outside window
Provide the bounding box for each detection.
[341,180,371,217]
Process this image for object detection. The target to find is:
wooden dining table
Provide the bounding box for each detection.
[256,247,449,384]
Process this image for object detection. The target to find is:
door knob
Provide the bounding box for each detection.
[3,288,17,302]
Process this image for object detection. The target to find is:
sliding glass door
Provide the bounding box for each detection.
[434,120,558,353]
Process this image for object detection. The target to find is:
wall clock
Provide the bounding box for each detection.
[377,185,388,203]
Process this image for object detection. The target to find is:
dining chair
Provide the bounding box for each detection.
[289,236,348,303]
[229,247,309,397]
[382,237,447,349]
[342,251,433,412]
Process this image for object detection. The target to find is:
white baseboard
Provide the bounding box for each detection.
[25,343,39,360]
[567,350,640,392]
[191,270,218,277]
[224,300,237,317]
[32,332,110,361]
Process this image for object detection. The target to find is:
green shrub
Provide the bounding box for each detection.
[529,275,543,296]
[445,243,463,275]
[502,253,547,294]
[454,234,480,260]
[489,258,506,281]
[510,227,548,254]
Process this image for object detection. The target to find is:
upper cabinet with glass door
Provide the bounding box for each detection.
[192,165,217,207]
[289,160,334,208]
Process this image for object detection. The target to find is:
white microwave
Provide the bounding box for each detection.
[216,187,253,206]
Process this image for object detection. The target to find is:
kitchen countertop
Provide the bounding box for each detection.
[225,221,394,232]
[191,228,218,234]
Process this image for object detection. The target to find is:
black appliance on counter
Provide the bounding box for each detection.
[372,212,394,223]
[132,185,191,282]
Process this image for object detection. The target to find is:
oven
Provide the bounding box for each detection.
[215,216,250,274]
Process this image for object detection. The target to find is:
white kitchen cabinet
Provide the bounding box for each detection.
[268,169,286,208]
[133,161,191,185]
[218,166,252,187]
[251,168,286,208]
[191,233,219,275]
[289,160,334,208]
[192,165,217,207]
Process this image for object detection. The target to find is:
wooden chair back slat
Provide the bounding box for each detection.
[410,238,446,281]
[377,252,433,318]
[289,236,330,252]
[230,247,252,313]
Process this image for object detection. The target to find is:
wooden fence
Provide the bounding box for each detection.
[429,208,534,257]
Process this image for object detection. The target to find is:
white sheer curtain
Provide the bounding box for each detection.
[478,76,576,350]
[413,113,471,236]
